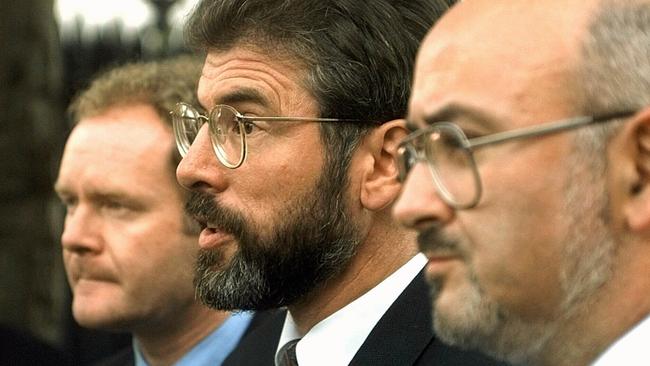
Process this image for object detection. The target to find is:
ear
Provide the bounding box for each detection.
[358,119,409,211]
[624,107,650,231]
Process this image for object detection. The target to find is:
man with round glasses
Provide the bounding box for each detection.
[173,0,504,365]
[394,0,650,365]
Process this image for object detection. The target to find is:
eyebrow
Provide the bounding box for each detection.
[405,119,419,132]
[413,103,502,131]
[212,87,271,109]
[53,181,134,204]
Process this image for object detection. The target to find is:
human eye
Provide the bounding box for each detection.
[458,127,482,141]
[240,120,263,135]
[425,126,469,167]
[439,130,465,149]
[97,196,141,218]
[58,194,78,215]
[216,111,263,137]
[104,199,125,210]
[100,199,128,214]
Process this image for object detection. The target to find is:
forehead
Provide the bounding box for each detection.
[197,46,312,112]
[409,0,596,129]
[57,105,177,193]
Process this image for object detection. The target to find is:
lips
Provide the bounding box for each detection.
[66,259,118,286]
[426,254,459,262]
[424,252,462,264]
[422,251,463,279]
[198,227,235,249]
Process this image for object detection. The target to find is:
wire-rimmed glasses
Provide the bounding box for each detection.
[170,103,374,169]
[397,110,636,209]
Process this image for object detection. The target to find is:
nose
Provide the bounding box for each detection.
[176,124,229,193]
[61,205,103,255]
[393,162,455,229]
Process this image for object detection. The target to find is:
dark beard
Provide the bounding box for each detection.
[186,167,361,311]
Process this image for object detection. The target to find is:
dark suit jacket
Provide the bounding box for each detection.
[0,326,72,366]
[93,347,132,366]
[223,270,507,366]
[93,311,276,366]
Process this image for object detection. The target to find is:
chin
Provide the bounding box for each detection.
[71,295,133,331]
[432,287,466,325]
[429,271,467,311]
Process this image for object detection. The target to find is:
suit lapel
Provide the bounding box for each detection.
[222,309,286,366]
[349,270,434,366]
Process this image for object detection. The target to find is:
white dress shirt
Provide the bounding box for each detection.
[274,254,427,366]
[591,314,650,366]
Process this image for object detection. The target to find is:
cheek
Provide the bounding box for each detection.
[154,237,198,285]
[464,142,571,317]
[476,245,564,319]
[124,222,198,287]
[104,223,172,291]
[463,204,567,320]
[236,138,325,220]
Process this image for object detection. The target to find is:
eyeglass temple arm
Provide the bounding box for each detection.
[169,109,210,121]
[240,116,380,124]
[466,110,635,149]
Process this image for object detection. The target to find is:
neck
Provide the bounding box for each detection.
[134,305,230,366]
[536,244,650,366]
[287,214,418,334]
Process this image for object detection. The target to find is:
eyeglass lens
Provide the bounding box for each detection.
[400,125,480,208]
[426,125,479,207]
[210,105,244,167]
[172,103,203,157]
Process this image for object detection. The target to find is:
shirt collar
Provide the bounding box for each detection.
[275,254,427,366]
[591,314,650,365]
[134,311,254,366]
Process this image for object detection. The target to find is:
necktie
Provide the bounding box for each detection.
[277,338,300,366]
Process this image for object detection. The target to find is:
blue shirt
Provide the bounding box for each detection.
[134,311,254,366]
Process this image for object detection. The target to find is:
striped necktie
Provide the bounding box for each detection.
[277,338,300,366]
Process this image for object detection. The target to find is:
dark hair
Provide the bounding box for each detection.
[186,0,455,170]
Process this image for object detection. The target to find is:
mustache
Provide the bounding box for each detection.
[417,224,465,258]
[185,190,246,239]
[65,257,118,284]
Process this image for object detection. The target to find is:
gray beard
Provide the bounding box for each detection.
[189,164,362,311]
[429,134,616,365]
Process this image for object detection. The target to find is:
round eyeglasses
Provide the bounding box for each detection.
[397,110,636,209]
[170,103,375,169]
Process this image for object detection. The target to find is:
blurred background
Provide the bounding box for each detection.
[0,0,199,363]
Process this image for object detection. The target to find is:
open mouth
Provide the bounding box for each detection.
[198,226,236,249]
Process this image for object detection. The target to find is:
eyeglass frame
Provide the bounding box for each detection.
[397,109,637,209]
[171,102,379,169]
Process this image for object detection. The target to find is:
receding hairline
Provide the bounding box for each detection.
[69,55,203,126]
